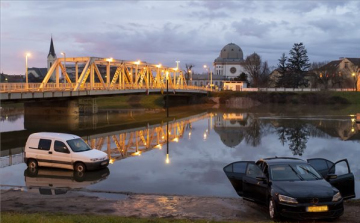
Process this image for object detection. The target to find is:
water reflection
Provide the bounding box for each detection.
[213,112,360,155]
[24,167,110,195]
[0,107,359,198]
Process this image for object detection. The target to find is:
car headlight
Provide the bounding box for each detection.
[90,158,99,162]
[332,192,342,202]
[278,194,298,204]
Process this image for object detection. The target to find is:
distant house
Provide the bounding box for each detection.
[191,74,226,89]
[315,57,360,89]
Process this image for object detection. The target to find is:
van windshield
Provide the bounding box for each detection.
[67,138,92,152]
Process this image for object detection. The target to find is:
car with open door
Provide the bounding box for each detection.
[223,157,355,220]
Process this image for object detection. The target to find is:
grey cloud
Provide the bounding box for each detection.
[232,18,278,38]
[189,10,230,19]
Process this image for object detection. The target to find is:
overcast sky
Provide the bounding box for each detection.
[1,0,359,75]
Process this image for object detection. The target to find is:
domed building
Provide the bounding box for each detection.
[214,43,246,79]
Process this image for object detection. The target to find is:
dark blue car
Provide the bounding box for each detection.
[223,157,355,220]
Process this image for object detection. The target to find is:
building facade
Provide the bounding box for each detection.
[214,43,246,79]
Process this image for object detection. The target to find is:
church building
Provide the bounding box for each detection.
[27,37,57,82]
[214,43,246,79]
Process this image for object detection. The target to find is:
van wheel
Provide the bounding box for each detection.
[74,162,86,172]
[28,159,38,169]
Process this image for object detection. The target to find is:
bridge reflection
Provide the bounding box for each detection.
[0,112,208,167]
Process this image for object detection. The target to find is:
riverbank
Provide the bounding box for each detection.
[1,189,359,222]
[210,91,360,105]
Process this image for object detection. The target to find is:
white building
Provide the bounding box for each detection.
[223,81,248,91]
[214,43,246,79]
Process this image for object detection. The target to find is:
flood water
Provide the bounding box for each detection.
[1,103,359,199]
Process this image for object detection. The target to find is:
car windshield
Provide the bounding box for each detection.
[270,164,322,181]
[67,138,92,152]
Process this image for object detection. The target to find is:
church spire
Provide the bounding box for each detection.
[48,37,56,58]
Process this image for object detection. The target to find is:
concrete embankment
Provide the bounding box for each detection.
[210,91,360,105]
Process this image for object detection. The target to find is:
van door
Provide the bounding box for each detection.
[36,139,53,167]
[52,140,73,170]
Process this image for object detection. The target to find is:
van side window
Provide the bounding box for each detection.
[38,139,52,151]
[54,141,69,153]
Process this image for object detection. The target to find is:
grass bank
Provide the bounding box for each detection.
[0,212,251,223]
[96,95,164,109]
[210,91,360,105]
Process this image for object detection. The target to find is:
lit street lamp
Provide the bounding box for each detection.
[25,53,31,90]
[203,65,213,90]
[166,71,169,118]
[61,52,66,89]
[352,72,356,91]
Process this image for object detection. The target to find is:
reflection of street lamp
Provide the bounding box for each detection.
[352,72,356,91]
[166,121,170,164]
[25,53,31,90]
[203,65,212,90]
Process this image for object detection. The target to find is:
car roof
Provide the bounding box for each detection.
[29,132,80,141]
[259,157,307,165]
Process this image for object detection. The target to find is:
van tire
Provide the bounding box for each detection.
[28,159,38,169]
[74,162,86,172]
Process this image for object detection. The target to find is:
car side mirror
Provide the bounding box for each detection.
[326,174,337,180]
[256,176,267,182]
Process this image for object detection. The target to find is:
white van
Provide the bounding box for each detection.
[24,132,109,172]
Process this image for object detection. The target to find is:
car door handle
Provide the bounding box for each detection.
[48,151,52,154]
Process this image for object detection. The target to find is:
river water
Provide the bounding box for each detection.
[1,104,359,199]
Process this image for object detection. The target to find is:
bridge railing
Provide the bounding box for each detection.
[0,83,215,93]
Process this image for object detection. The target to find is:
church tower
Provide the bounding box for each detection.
[47,37,57,71]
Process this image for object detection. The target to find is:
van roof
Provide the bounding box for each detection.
[29,132,80,141]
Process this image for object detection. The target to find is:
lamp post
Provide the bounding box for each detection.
[61,52,66,89]
[352,72,356,91]
[203,65,212,90]
[106,58,113,89]
[25,53,31,90]
[166,71,169,118]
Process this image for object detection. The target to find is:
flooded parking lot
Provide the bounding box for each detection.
[1,105,359,199]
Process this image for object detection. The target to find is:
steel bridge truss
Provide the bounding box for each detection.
[39,57,187,91]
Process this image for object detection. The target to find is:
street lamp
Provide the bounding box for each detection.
[203,65,213,90]
[166,71,169,118]
[25,53,31,90]
[106,57,113,88]
[352,72,356,91]
[61,52,66,88]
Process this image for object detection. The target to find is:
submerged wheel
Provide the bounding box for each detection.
[269,198,278,220]
[27,159,38,169]
[74,162,86,173]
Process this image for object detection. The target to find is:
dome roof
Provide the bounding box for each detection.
[214,127,245,148]
[215,43,244,63]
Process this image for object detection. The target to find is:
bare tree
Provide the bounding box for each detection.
[184,64,194,84]
[243,53,270,87]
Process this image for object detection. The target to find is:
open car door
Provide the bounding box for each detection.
[307,158,334,178]
[223,161,255,196]
[308,158,355,200]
